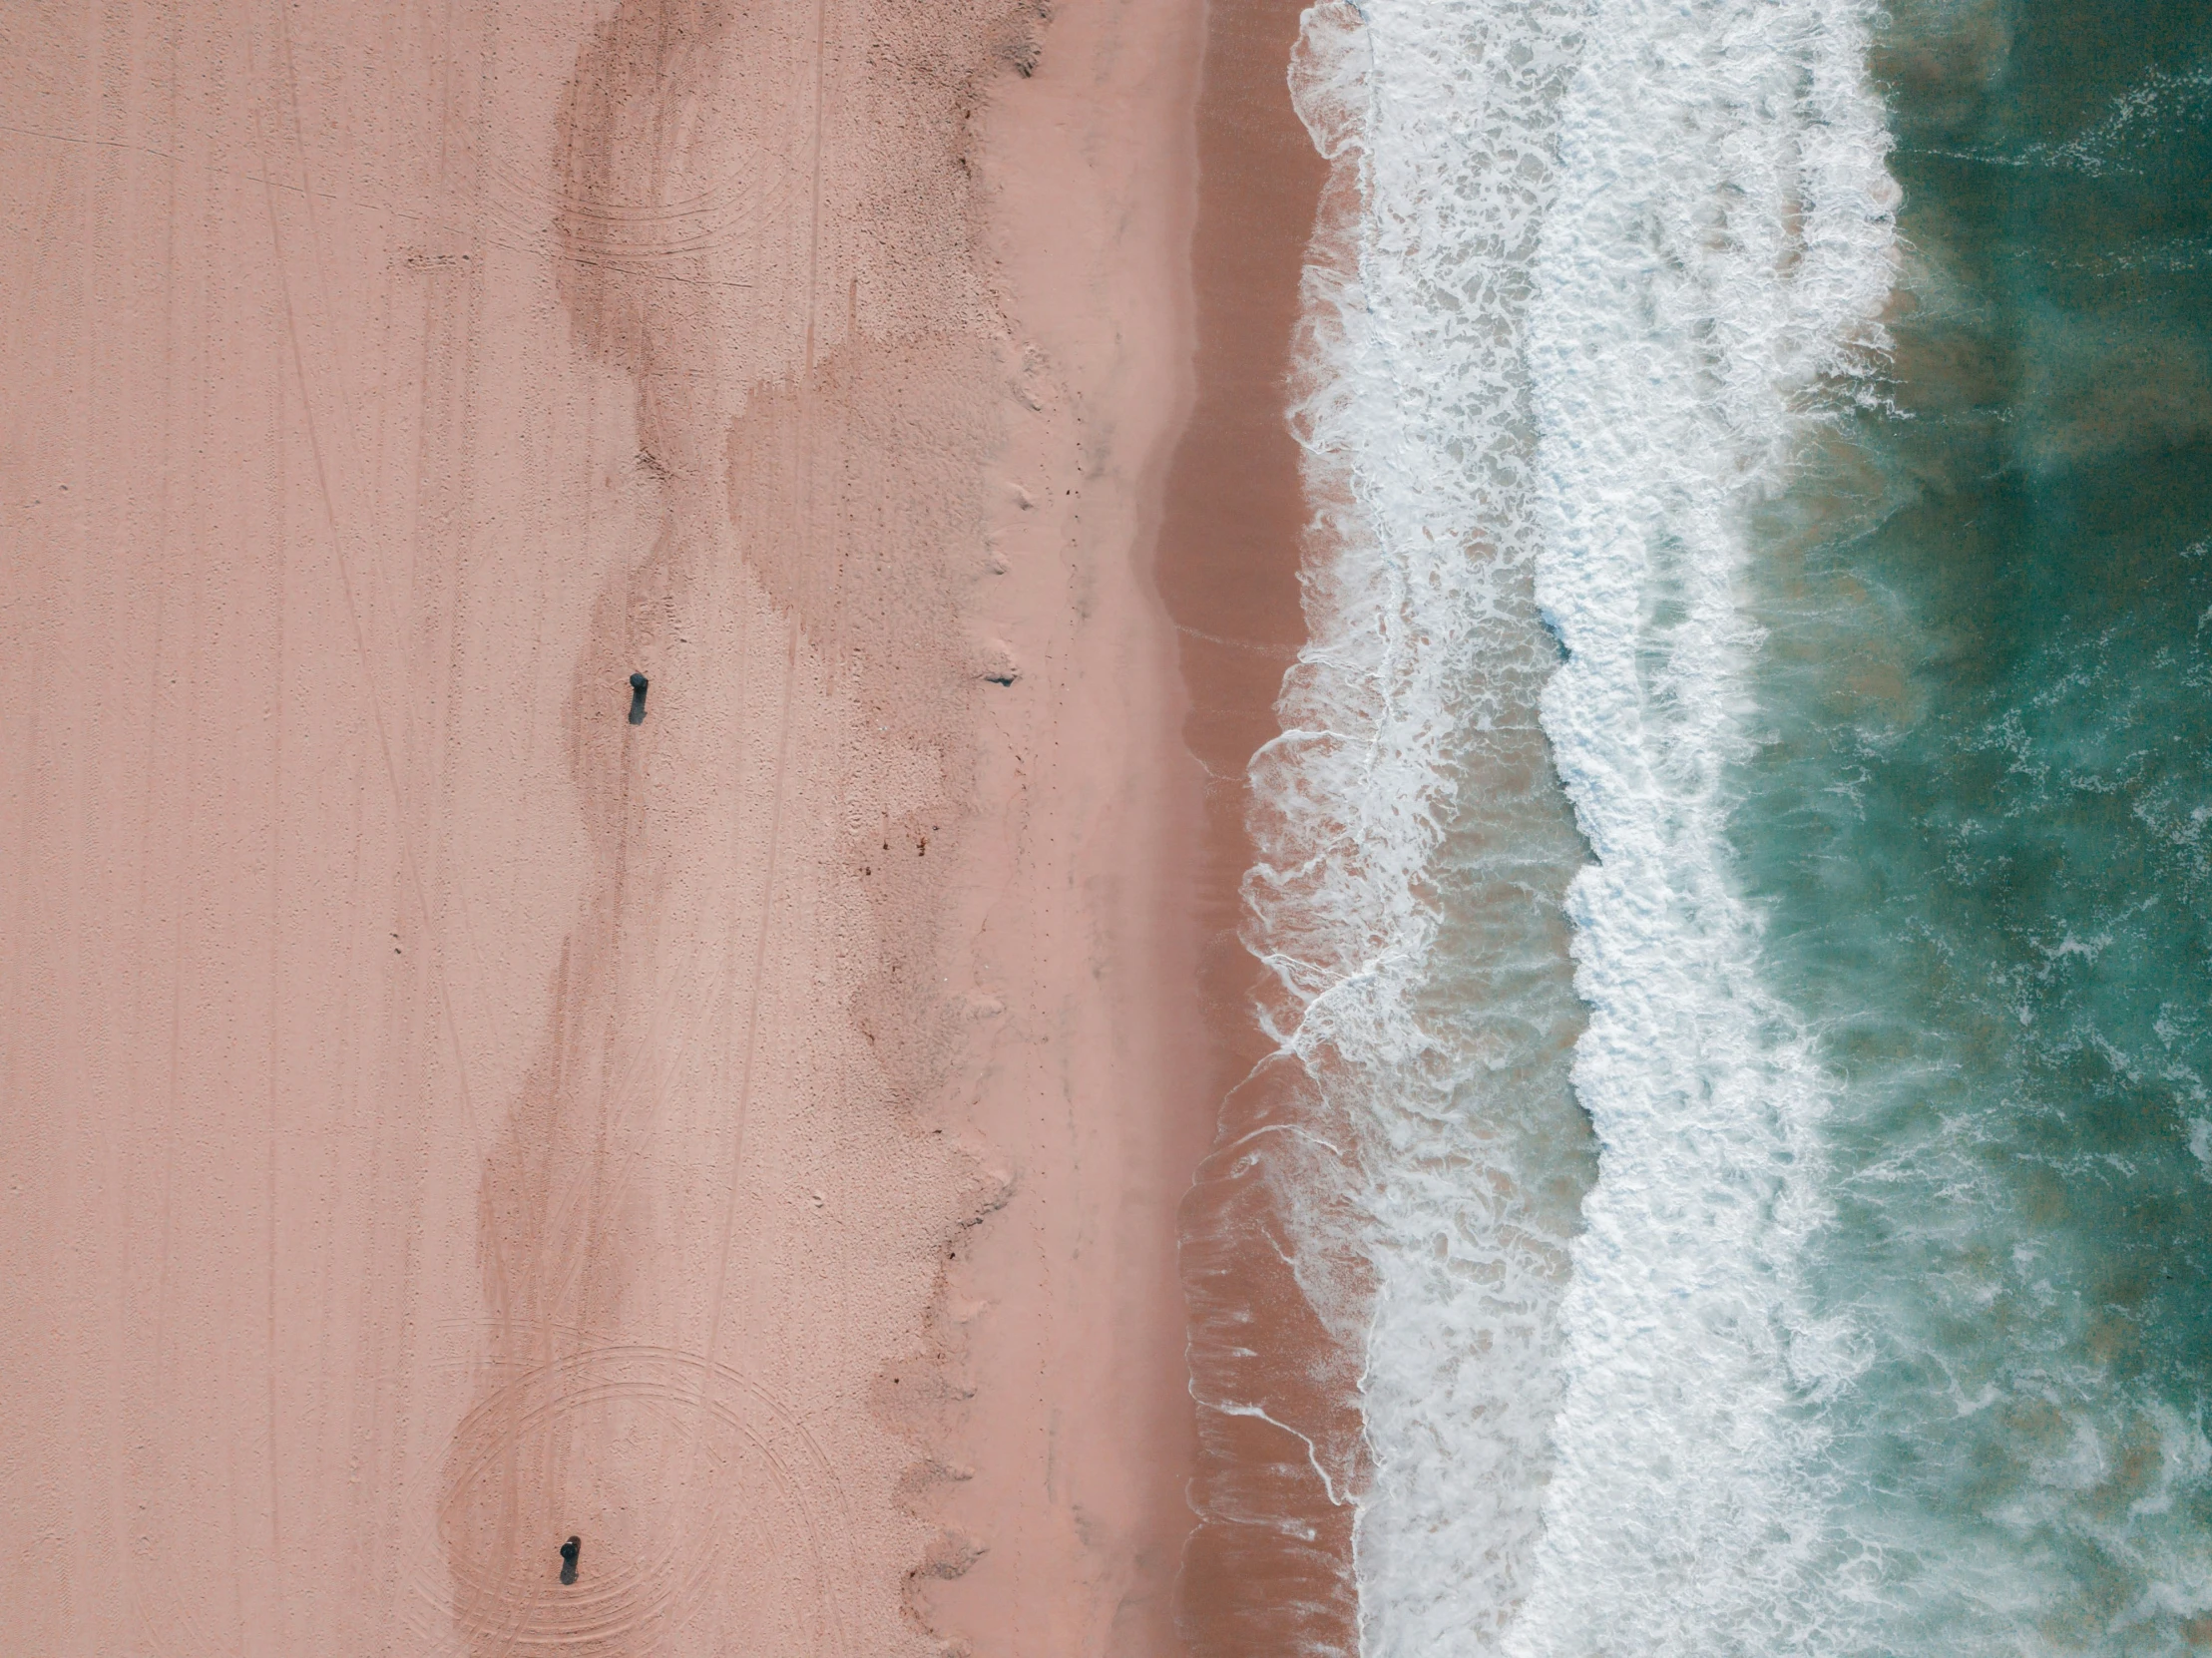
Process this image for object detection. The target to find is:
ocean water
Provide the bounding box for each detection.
[1259,0,2212,1652]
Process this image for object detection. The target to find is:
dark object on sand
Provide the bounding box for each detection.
[560,1535,581,1584]
[628,671,649,725]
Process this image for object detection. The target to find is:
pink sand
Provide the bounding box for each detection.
[0,0,1225,1651]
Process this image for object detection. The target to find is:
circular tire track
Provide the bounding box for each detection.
[399,1346,857,1657]
[467,8,795,272]
[473,151,794,268]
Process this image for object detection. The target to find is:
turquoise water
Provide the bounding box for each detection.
[1739,1,2212,1646]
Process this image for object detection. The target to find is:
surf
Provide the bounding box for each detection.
[1259,0,1899,1649]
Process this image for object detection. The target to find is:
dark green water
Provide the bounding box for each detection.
[1740,1,2212,1646]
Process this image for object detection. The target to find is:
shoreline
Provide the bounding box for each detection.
[1152,0,1352,1652]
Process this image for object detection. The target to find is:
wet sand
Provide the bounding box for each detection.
[1156,1,1352,1653]
[0,1,1207,1653]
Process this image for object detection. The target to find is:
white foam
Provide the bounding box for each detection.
[1514,0,1898,1647]
[1260,0,1901,1649]
[1265,2,1602,1649]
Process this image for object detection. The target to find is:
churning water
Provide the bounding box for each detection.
[1253,0,2212,1650]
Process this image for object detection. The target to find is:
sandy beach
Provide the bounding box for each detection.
[23,0,2101,1652]
[0,0,1287,1650]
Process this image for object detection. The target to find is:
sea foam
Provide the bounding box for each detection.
[1513,0,1899,1650]
[1261,0,1901,1649]
[1267,1,1594,1648]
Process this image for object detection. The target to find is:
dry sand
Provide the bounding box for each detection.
[0,0,1225,1653]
